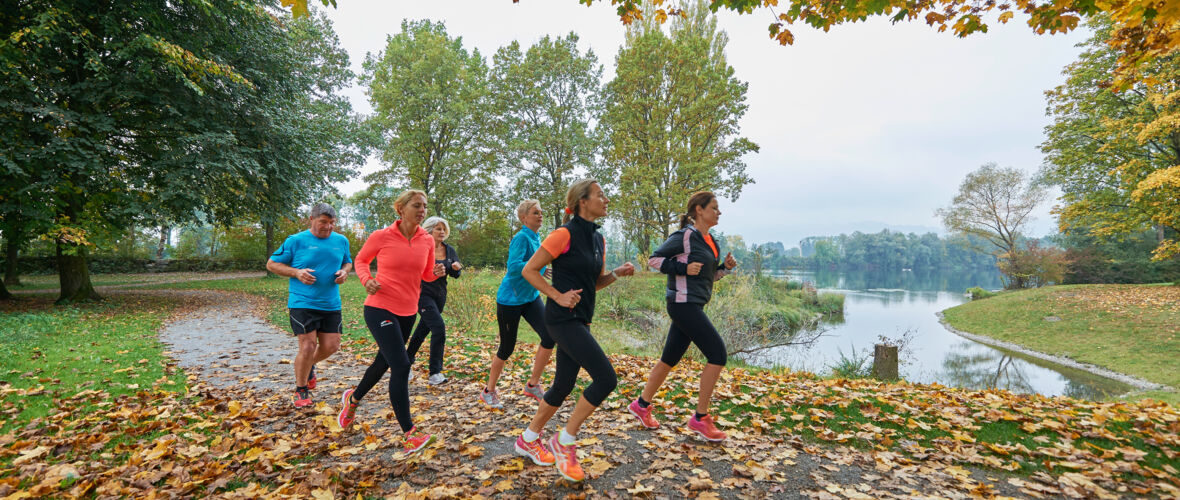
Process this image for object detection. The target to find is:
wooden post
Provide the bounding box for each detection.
[873,344,898,381]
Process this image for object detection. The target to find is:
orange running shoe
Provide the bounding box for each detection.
[547,433,585,482]
[403,426,436,454]
[687,414,727,442]
[514,434,555,466]
[337,388,358,429]
[628,399,659,429]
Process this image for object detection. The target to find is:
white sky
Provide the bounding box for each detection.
[321,0,1087,247]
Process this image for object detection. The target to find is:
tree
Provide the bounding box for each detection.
[360,20,494,224]
[596,0,756,262]
[2,1,359,303]
[937,163,1048,288]
[1041,16,1180,263]
[287,0,1178,85]
[488,33,603,229]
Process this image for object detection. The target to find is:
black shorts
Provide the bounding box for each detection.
[289,308,343,335]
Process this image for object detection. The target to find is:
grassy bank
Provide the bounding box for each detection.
[0,293,188,432]
[942,283,1180,405]
[154,270,844,360]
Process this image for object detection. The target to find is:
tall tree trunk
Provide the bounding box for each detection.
[265,220,276,278]
[1157,224,1166,244]
[56,240,99,304]
[156,226,170,260]
[0,274,10,300]
[4,234,21,286]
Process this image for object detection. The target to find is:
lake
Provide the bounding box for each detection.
[743,268,1132,400]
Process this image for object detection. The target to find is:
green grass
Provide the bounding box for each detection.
[942,283,1180,405]
[7,272,255,291]
[0,293,188,432]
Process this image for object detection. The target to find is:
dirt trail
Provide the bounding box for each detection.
[149,288,1035,499]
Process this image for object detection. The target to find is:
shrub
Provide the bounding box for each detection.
[966,286,996,300]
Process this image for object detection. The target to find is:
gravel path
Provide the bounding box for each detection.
[156,289,1035,499]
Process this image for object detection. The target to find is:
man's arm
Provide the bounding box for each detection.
[268,259,316,285]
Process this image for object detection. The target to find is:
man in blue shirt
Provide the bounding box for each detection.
[266,203,353,408]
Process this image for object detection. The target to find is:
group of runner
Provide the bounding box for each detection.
[265,179,738,483]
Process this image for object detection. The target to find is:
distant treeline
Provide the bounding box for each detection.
[721,230,998,273]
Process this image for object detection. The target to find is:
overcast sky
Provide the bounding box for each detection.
[320,0,1087,247]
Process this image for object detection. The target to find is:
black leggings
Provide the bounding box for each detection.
[406,294,446,375]
[495,297,555,361]
[542,319,617,408]
[355,306,417,433]
[660,301,728,367]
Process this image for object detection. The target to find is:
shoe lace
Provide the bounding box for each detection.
[296,388,310,399]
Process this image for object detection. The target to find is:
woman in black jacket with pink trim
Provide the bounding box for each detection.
[628,191,737,442]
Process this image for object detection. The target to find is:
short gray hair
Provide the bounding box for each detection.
[516,199,540,222]
[309,203,337,220]
[422,216,450,236]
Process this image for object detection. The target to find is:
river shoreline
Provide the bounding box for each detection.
[935,311,1168,392]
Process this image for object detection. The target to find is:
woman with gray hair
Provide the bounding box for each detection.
[405,216,462,385]
[480,199,556,409]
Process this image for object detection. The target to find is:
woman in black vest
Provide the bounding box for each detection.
[628,191,737,442]
[512,179,635,483]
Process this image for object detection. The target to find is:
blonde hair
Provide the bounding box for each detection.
[393,189,427,216]
[563,178,599,224]
[422,216,450,236]
[516,199,541,222]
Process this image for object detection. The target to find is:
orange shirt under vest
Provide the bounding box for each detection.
[354,220,439,316]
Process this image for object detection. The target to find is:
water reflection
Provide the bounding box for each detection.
[750,269,1132,400]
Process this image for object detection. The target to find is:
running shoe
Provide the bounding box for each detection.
[403,426,436,454]
[428,373,447,385]
[514,434,555,466]
[337,388,358,429]
[522,383,544,402]
[292,387,312,408]
[307,364,317,390]
[628,399,659,429]
[479,389,504,409]
[547,433,584,482]
[686,414,727,442]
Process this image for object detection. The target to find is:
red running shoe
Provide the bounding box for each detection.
[292,387,312,408]
[307,364,317,390]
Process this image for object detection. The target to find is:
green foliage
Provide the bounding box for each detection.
[488,33,603,229]
[1041,16,1180,263]
[0,1,364,303]
[595,0,756,260]
[827,346,872,379]
[450,209,515,269]
[360,20,494,226]
[966,286,997,300]
[1059,229,1180,284]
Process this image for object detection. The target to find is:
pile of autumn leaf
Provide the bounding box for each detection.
[1,336,1178,499]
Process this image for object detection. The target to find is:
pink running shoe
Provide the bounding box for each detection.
[337,388,358,429]
[403,426,436,454]
[514,434,555,466]
[628,399,659,429]
[687,414,727,442]
[547,433,585,482]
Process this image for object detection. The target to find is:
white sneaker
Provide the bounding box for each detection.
[428,373,447,385]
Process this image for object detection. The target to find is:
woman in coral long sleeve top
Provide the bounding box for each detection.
[337,189,445,456]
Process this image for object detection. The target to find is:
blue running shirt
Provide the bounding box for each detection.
[270,230,352,310]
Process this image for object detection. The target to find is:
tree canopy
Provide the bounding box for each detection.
[1041,16,1180,262]
[287,0,1180,85]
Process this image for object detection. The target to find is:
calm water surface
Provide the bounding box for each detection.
[744,269,1131,400]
